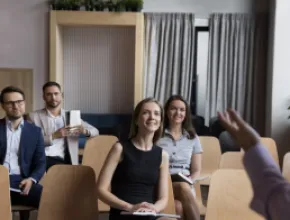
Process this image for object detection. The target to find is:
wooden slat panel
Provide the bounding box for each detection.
[0,68,33,118]
[62,26,135,113]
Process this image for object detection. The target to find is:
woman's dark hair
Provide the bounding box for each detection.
[164,95,196,139]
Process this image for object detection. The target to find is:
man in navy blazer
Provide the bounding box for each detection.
[0,86,46,215]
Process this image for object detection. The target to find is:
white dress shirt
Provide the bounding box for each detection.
[44,110,66,159]
[4,119,24,175]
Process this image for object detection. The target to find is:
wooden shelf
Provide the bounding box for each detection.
[49,10,144,106]
[51,10,142,26]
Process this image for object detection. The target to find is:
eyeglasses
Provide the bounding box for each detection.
[3,100,24,107]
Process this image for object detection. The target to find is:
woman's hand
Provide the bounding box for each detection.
[129,202,157,213]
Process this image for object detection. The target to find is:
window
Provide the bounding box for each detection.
[191,26,209,117]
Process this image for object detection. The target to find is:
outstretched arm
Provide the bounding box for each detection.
[218,109,290,220]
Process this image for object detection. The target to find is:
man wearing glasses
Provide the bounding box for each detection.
[29,81,99,171]
[0,86,46,220]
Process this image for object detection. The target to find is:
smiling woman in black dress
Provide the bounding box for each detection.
[97,98,175,220]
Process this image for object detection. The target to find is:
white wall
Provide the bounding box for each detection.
[144,0,253,16]
[0,0,48,109]
[269,0,290,160]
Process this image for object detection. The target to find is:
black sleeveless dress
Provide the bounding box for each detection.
[109,140,162,220]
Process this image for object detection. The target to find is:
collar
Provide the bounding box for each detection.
[164,128,190,139]
[5,117,24,131]
[45,108,65,118]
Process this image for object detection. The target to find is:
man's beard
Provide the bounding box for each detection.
[7,114,22,121]
[46,101,60,109]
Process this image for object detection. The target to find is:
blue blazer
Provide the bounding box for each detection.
[0,118,46,182]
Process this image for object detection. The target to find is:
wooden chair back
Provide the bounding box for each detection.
[82,135,118,212]
[0,166,11,220]
[199,136,222,185]
[82,135,118,180]
[260,137,279,166]
[282,152,290,182]
[219,152,244,169]
[205,170,264,220]
[194,181,206,215]
[37,165,98,220]
[163,175,176,215]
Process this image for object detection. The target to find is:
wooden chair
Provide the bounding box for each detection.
[82,135,118,213]
[37,165,98,220]
[260,137,279,166]
[163,175,177,215]
[219,152,244,169]
[205,170,264,220]
[282,152,290,182]
[0,166,12,220]
[240,137,279,166]
[194,181,206,216]
[199,136,222,185]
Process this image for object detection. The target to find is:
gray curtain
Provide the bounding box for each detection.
[144,13,195,104]
[205,13,268,135]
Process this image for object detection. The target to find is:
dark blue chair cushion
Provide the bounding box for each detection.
[78,114,132,148]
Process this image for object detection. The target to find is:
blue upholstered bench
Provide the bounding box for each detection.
[79,114,132,149]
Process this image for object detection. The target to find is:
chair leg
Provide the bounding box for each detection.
[19,211,30,220]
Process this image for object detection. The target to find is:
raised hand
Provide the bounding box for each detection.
[217,109,260,151]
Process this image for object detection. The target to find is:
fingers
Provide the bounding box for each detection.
[217,111,234,131]
[19,180,31,195]
[22,183,30,195]
[227,109,246,127]
[140,202,156,212]
[19,180,25,189]
[135,207,155,213]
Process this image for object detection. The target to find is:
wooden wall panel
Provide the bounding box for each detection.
[0,68,33,118]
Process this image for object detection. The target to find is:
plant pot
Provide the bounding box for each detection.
[71,5,81,10]
[107,2,115,11]
[130,6,142,12]
[115,5,125,12]
[95,3,105,11]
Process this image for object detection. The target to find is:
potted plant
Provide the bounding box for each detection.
[49,0,83,10]
[95,0,105,11]
[115,0,125,11]
[84,0,105,11]
[124,0,143,12]
[84,0,94,11]
[106,0,115,11]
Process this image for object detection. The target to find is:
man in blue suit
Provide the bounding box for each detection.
[0,86,46,219]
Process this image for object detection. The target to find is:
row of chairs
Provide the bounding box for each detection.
[81,135,281,217]
[6,135,284,219]
[199,136,280,184]
[204,136,289,220]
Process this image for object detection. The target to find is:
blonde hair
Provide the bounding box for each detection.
[129,98,164,143]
